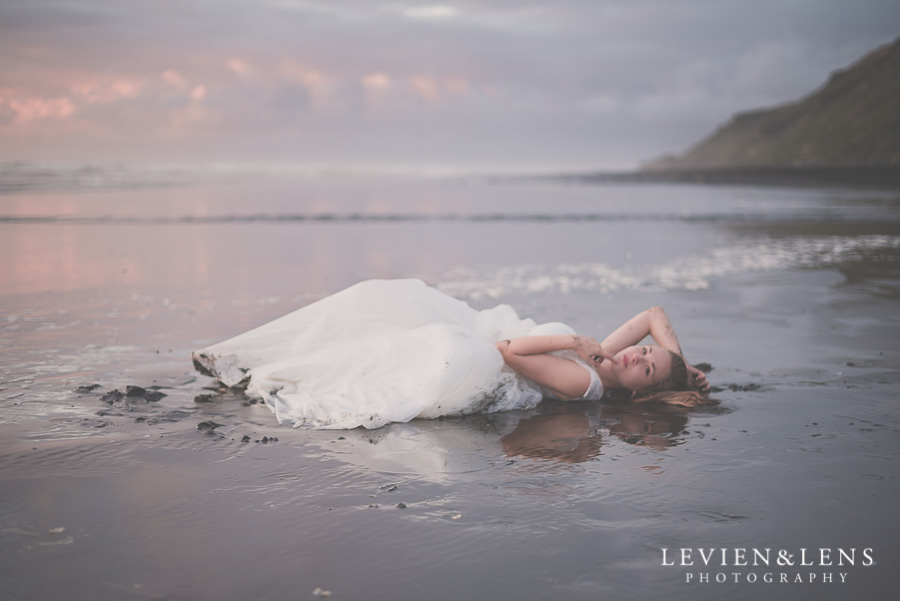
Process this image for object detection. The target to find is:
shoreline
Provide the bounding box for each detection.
[509,165,900,189]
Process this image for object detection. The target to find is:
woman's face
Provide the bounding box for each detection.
[612,344,673,391]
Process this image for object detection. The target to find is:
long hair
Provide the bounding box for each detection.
[606,350,712,407]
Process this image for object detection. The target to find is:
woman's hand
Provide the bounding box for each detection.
[573,335,617,367]
[686,364,709,393]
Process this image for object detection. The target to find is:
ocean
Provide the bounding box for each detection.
[1,163,898,600]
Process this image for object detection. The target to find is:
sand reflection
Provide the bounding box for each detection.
[304,399,707,484]
[500,400,692,462]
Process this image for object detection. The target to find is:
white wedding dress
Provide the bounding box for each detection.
[192,279,603,429]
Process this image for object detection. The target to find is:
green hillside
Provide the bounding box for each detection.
[648,37,900,169]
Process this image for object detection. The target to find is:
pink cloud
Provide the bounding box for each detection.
[360,72,393,110]
[162,70,189,90]
[227,59,250,76]
[409,75,440,101]
[9,96,76,123]
[281,63,334,109]
[443,75,469,95]
[406,74,470,102]
[286,66,325,89]
[362,73,391,91]
[167,97,223,130]
[189,84,207,101]
[72,79,142,104]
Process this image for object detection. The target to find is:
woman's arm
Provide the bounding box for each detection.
[600,306,684,357]
[499,335,615,364]
[495,335,616,400]
[602,307,709,392]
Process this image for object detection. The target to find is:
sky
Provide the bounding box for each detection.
[0,0,898,171]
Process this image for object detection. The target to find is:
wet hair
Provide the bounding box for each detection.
[658,351,689,391]
[607,350,711,407]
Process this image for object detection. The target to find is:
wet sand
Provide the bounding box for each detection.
[1,174,899,600]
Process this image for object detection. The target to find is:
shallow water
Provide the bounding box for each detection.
[1,172,899,599]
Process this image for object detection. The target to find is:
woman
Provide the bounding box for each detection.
[192,279,709,430]
[495,305,709,405]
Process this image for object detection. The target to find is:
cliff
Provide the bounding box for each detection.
[647,37,900,169]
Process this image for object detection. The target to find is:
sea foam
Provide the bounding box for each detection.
[438,235,900,299]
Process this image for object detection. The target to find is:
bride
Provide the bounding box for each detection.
[192,279,709,429]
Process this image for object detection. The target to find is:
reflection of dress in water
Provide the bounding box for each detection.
[192,279,603,429]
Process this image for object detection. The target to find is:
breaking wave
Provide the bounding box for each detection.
[438,235,900,299]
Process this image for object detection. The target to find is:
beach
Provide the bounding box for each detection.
[1,168,899,600]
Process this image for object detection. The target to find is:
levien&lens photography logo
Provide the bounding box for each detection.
[661,547,876,584]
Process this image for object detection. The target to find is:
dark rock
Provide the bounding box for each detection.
[128,385,167,401]
[133,410,192,426]
[103,385,166,402]
[192,353,217,377]
[241,435,251,443]
[100,390,124,404]
[197,421,224,433]
[396,502,407,509]
[727,383,761,392]
[194,394,214,403]
[261,436,269,443]
[75,384,100,393]
[709,382,762,393]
